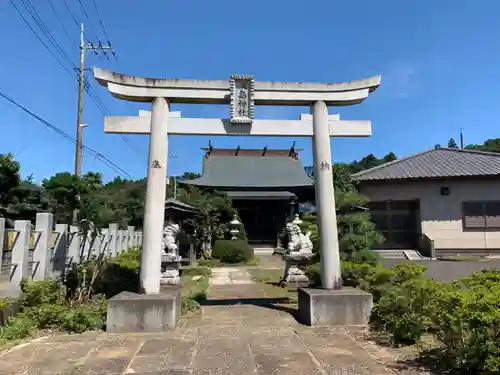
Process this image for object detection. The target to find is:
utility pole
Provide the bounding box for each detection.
[75,23,85,177]
[168,154,178,199]
[74,23,116,177]
[73,23,116,223]
[460,128,464,150]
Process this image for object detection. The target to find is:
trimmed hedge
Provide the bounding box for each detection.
[212,240,253,263]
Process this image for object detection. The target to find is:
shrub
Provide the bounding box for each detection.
[212,240,253,263]
[371,277,444,345]
[0,315,36,341]
[432,281,500,374]
[18,279,62,308]
[181,297,201,315]
[57,304,105,333]
[305,263,321,287]
[22,304,68,329]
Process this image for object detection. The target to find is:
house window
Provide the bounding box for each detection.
[462,201,500,230]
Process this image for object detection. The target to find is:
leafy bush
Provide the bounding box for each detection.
[21,304,68,329]
[371,277,444,345]
[56,304,105,333]
[431,274,500,374]
[0,315,36,341]
[181,297,201,315]
[97,249,141,297]
[18,279,62,307]
[212,240,253,264]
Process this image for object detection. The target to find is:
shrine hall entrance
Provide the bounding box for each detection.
[233,198,290,246]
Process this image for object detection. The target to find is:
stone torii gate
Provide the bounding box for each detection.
[94,69,380,299]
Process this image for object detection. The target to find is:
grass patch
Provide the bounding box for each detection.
[181,266,212,277]
[247,268,296,302]
[180,275,210,315]
[198,256,260,268]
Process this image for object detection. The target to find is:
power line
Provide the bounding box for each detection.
[84,82,146,158]
[91,0,110,42]
[0,91,131,178]
[46,0,78,50]
[76,0,101,42]
[19,0,76,69]
[63,0,81,28]
[9,0,75,78]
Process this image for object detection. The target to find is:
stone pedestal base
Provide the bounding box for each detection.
[298,287,373,326]
[106,290,181,333]
[161,254,181,285]
[282,253,314,288]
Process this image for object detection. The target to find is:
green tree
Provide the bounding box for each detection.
[42,172,82,224]
[465,138,500,153]
[382,152,397,162]
[448,138,458,148]
[434,144,442,149]
[0,153,21,212]
[3,179,49,222]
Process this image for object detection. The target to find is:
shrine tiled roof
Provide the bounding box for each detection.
[179,155,313,188]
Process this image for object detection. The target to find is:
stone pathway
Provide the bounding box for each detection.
[209,267,255,285]
[0,262,429,374]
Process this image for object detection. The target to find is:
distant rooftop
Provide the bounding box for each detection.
[353,148,500,181]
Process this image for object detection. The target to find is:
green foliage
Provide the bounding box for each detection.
[0,316,36,341]
[465,137,500,153]
[447,137,458,148]
[181,297,201,315]
[0,153,21,209]
[56,303,105,334]
[212,240,253,264]
[0,299,9,309]
[18,279,62,307]
[371,277,444,345]
[430,270,500,374]
[181,266,211,277]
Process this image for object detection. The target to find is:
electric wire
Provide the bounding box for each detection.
[0,91,131,178]
[76,0,101,43]
[91,0,110,42]
[11,0,142,161]
[8,0,75,78]
[19,0,77,69]
[46,0,78,50]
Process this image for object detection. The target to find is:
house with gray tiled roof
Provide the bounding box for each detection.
[353,148,500,256]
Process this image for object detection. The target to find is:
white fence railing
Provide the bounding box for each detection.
[0,214,142,297]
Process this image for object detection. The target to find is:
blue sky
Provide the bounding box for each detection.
[1,0,499,182]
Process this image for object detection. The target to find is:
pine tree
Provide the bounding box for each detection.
[448,138,458,148]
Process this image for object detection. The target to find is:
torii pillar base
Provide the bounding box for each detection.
[297,287,373,326]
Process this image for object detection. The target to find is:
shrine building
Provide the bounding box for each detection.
[179,145,314,245]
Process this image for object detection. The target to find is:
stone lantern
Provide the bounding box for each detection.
[229,214,241,240]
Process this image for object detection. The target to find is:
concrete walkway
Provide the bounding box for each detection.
[0,263,428,374]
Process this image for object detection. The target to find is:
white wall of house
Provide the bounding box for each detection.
[360,179,500,252]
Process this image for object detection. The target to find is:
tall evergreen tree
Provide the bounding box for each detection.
[448,138,458,148]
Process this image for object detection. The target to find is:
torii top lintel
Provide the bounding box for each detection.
[93,68,381,106]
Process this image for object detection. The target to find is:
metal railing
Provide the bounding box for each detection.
[417,232,436,259]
